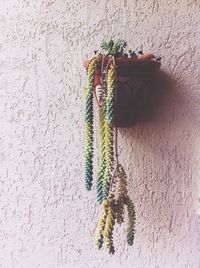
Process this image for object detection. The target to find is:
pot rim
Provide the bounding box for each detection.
[83,57,161,72]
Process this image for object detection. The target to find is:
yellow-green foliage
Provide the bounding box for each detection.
[104,199,115,254]
[84,55,136,253]
[106,64,115,124]
[96,194,115,254]
[84,57,99,190]
[96,163,136,253]
[102,65,115,200]
[96,200,109,249]
[96,106,106,203]
[103,123,114,199]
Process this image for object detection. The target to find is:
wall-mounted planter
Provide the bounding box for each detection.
[83,40,161,254]
[84,58,161,127]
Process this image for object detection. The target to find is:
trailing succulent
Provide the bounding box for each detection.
[84,39,136,254]
[96,165,136,254]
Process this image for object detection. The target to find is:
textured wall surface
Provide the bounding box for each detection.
[0,0,200,267]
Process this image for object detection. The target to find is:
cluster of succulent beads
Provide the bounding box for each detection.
[96,105,106,203]
[84,56,135,254]
[84,58,115,196]
[98,64,115,202]
[84,56,100,190]
[96,164,136,254]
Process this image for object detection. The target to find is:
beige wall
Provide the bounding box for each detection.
[0,0,200,267]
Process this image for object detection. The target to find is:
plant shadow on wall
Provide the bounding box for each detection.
[122,69,200,254]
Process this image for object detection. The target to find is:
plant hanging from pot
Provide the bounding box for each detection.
[84,39,161,254]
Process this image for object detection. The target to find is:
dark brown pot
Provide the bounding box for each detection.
[84,58,161,128]
[114,59,161,127]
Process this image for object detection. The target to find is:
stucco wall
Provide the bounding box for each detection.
[0,0,200,267]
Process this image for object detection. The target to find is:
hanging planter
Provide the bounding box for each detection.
[83,39,161,254]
